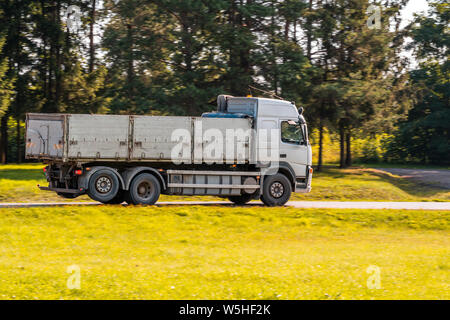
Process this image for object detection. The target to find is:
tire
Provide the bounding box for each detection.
[127,173,161,205]
[228,194,253,205]
[87,169,120,203]
[57,192,78,199]
[105,190,126,204]
[260,173,292,207]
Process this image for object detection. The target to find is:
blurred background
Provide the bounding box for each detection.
[0,0,448,167]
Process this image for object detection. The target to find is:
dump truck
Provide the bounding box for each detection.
[25,95,312,206]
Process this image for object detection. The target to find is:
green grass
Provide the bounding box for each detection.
[354,162,450,170]
[0,205,448,300]
[0,164,448,203]
[293,168,450,202]
[0,164,219,203]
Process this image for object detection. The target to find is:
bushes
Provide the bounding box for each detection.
[5,116,25,163]
[310,129,392,165]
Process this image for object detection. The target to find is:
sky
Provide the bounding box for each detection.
[400,0,430,29]
[400,0,430,67]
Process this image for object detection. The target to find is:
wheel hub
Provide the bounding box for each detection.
[270,182,284,198]
[96,176,112,193]
[137,182,152,199]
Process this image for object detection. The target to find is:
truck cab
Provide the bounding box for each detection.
[209,96,313,193]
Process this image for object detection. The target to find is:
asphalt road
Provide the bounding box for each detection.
[1,201,449,210]
[376,167,450,189]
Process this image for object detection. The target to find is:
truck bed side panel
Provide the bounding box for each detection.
[25,114,65,159]
[199,118,252,163]
[67,115,129,160]
[131,116,192,161]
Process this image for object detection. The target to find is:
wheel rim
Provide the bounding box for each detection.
[137,181,152,199]
[96,176,112,193]
[270,182,284,198]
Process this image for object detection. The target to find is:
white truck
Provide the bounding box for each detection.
[25,95,312,206]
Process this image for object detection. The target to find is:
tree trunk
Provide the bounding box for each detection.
[345,130,352,167]
[126,23,134,102]
[270,0,278,95]
[228,0,239,95]
[306,0,313,60]
[238,0,252,95]
[284,18,290,41]
[317,120,323,171]
[54,0,62,112]
[47,1,56,112]
[339,121,345,168]
[88,0,96,73]
[41,0,48,103]
[1,115,8,164]
[16,118,21,163]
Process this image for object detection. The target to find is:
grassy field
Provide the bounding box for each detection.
[292,167,450,202]
[0,163,448,203]
[0,205,448,300]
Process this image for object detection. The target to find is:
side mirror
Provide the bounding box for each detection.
[298,107,304,115]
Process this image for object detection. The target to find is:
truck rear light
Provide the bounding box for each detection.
[43,167,47,173]
[75,169,83,175]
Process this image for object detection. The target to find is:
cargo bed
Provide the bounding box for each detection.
[25,113,253,163]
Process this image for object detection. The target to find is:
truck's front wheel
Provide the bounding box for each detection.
[260,173,292,206]
[127,173,160,205]
[87,169,120,203]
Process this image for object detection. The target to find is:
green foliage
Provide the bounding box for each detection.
[61,63,110,114]
[386,1,450,164]
[0,36,14,117]
[0,0,446,164]
[353,133,391,163]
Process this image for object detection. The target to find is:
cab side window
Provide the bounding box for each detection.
[281,121,304,145]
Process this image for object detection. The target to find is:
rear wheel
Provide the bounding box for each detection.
[228,194,253,205]
[260,173,292,206]
[127,173,161,205]
[87,169,120,203]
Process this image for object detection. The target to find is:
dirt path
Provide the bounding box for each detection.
[377,168,450,189]
[1,201,449,210]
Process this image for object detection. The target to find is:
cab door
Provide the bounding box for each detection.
[279,120,308,176]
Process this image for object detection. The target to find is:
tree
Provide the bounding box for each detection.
[0,35,15,164]
[387,1,449,164]
[0,0,35,163]
[102,0,173,115]
[154,0,226,115]
[307,0,410,167]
